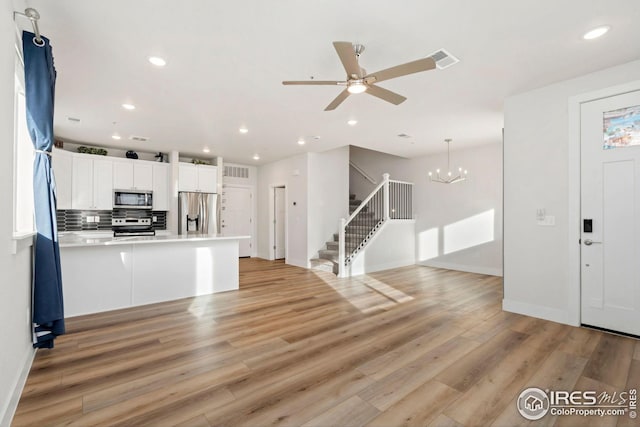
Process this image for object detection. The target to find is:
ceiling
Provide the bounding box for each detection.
[20,0,640,164]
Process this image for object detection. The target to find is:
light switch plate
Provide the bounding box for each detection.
[537,215,555,226]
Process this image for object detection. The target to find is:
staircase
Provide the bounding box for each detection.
[310,194,369,275]
[310,174,413,277]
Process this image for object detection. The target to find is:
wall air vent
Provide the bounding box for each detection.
[129,135,149,142]
[428,48,460,69]
[224,165,249,179]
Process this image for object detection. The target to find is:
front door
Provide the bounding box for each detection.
[581,90,640,336]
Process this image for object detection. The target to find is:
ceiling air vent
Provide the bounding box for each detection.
[224,165,250,179]
[129,135,149,142]
[428,48,460,70]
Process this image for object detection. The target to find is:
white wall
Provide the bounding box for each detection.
[347,220,416,276]
[256,153,309,267]
[349,145,411,201]
[1,2,36,425]
[307,147,349,259]
[410,143,503,276]
[503,59,640,325]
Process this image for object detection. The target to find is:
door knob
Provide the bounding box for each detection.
[584,239,602,246]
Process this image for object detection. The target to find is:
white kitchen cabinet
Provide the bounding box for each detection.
[71,156,93,209]
[152,163,169,210]
[113,160,153,191]
[178,163,198,192]
[93,159,113,209]
[178,163,217,193]
[71,154,113,210]
[197,165,218,193]
[52,148,73,209]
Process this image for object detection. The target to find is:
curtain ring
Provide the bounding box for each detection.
[33,36,45,47]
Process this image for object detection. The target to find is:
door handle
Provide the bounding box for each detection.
[584,239,602,246]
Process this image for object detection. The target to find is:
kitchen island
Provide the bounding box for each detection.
[59,233,249,317]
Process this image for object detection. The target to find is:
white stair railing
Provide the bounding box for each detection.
[338,174,413,277]
[349,161,377,185]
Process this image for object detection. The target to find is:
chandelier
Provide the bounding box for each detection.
[428,138,468,184]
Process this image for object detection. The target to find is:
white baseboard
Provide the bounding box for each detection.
[286,257,308,269]
[1,347,35,427]
[347,258,415,277]
[420,260,503,277]
[502,299,574,326]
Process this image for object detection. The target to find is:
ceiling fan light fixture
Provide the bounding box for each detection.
[347,81,367,94]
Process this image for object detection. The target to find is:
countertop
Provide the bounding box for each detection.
[58,231,250,248]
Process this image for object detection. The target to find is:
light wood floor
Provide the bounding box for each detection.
[13,259,640,427]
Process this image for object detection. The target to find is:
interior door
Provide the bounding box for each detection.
[274,187,286,260]
[581,90,640,336]
[220,186,252,257]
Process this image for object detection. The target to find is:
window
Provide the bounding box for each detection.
[13,38,34,235]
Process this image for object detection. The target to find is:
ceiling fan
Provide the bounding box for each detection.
[282,41,436,111]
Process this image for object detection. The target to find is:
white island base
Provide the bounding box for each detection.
[60,235,247,317]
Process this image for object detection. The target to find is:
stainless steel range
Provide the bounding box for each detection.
[112,218,155,237]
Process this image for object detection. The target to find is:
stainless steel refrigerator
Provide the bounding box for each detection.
[178,192,219,235]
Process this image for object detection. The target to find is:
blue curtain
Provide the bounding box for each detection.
[23,31,65,349]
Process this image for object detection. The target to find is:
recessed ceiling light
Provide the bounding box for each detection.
[111,134,121,140]
[253,154,260,160]
[583,25,610,40]
[202,147,210,153]
[148,56,166,67]
[347,119,358,126]
[298,139,305,145]
[239,127,249,134]
[122,103,136,110]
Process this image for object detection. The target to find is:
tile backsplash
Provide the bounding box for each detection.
[57,210,167,232]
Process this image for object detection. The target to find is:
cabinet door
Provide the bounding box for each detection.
[152,163,169,210]
[112,161,134,190]
[197,165,218,193]
[133,163,153,190]
[52,149,73,209]
[71,156,93,209]
[178,163,198,192]
[93,159,113,209]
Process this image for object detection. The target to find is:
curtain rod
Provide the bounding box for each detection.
[14,8,44,47]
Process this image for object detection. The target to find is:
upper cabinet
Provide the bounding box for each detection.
[71,155,113,210]
[113,161,153,191]
[152,163,169,211]
[178,163,217,193]
[52,148,73,210]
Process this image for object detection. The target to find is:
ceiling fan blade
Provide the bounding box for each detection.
[324,89,350,111]
[333,41,361,78]
[365,57,436,84]
[365,84,407,105]
[282,80,343,85]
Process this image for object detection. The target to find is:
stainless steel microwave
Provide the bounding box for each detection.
[113,189,153,209]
